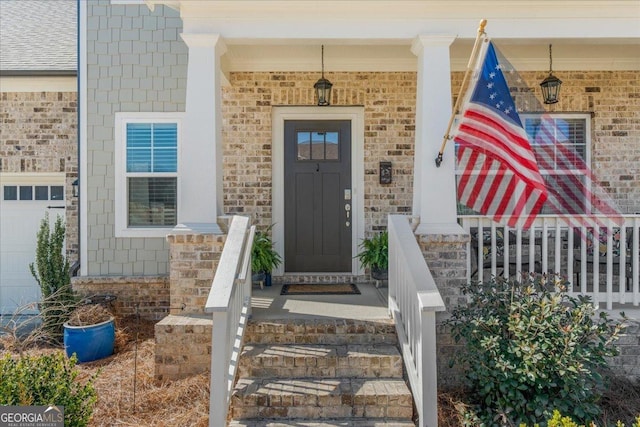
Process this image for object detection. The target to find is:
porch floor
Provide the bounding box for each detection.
[249,281,390,321]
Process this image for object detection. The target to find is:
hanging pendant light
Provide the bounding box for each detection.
[540,44,562,105]
[314,45,333,106]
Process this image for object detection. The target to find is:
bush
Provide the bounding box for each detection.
[0,352,98,427]
[29,213,76,340]
[447,274,626,425]
[518,410,640,427]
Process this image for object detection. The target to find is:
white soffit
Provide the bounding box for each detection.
[223,42,640,72]
[149,0,640,71]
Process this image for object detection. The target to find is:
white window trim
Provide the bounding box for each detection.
[456,112,592,215]
[114,112,184,238]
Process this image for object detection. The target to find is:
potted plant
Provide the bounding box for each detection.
[63,304,115,363]
[251,229,282,287]
[356,230,389,281]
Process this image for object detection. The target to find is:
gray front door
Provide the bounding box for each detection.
[284,120,352,272]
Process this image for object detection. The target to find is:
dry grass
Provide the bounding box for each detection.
[438,388,471,427]
[0,315,210,426]
[599,373,640,425]
[78,316,210,427]
[66,304,113,326]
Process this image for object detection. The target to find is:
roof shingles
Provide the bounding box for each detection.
[0,0,77,73]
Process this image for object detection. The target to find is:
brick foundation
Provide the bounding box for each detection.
[414,227,469,388]
[71,275,169,320]
[166,229,227,315]
[609,319,640,381]
[154,314,212,381]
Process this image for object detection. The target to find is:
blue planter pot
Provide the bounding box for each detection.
[63,317,115,363]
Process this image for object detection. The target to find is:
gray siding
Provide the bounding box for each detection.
[86,0,187,275]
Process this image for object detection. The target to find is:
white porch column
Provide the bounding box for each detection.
[411,35,462,234]
[179,33,226,225]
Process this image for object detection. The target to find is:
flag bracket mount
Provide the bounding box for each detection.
[435,19,487,168]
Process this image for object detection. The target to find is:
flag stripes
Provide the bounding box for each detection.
[456,106,547,228]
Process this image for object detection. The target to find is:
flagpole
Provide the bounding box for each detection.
[435,19,487,167]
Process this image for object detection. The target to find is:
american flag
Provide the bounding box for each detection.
[454,39,548,229]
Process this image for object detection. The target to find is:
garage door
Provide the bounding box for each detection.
[0,177,66,315]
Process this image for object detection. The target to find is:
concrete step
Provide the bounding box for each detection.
[231,378,413,420]
[238,344,404,379]
[244,319,398,346]
[228,419,416,426]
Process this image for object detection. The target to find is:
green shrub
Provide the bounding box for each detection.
[0,352,98,427]
[514,410,640,427]
[447,274,626,425]
[29,213,76,340]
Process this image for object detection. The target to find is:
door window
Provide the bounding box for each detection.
[297,131,339,161]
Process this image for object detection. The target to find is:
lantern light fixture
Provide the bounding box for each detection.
[313,45,333,106]
[72,179,79,198]
[540,44,562,105]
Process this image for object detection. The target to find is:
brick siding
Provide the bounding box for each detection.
[0,91,78,261]
[71,275,169,320]
[223,71,416,237]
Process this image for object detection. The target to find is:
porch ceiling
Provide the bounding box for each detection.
[222,41,640,72]
[148,0,639,72]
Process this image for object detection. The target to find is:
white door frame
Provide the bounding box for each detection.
[272,106,365,276]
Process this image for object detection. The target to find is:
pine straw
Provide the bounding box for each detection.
[598,372,640,425]
[80,338,210,427]
[66,304,113,326]
[438,388,473,427]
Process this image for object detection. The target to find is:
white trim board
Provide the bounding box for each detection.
[0,77,77,93]
[79,0,88,276]
[271,106,365,277]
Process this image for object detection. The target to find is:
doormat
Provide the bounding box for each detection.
[280,283,361,296]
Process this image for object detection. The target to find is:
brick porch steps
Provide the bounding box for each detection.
[238,344,404,379]
[228,420,416,427]
[228,318,415,426]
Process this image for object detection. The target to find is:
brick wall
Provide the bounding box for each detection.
[155,315,212,380]
[415,231,468,388]
[166,232,226,314]
[0,91,78,260]
[223,71,416,236]
[223,69,640,236]
[72,275,169,320]
[609,319,640,381]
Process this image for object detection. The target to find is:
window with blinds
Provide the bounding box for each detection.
[456,113,591,215]
[125,123,177,227]
[522,114,590,214]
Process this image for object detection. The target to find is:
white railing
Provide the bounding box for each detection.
[205,215,256,427]
[388,215,446,427]
[460,215,640,310]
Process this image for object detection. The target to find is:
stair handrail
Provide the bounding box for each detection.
[205,215,255,427]
[388,214,445,427]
